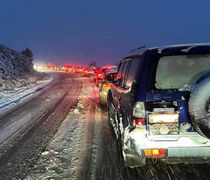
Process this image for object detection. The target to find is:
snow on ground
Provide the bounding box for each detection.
[0,74,53,116]
[26,107,88,179]
[26,78,102,180]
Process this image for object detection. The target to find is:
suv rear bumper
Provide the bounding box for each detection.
[164,147,210,164]
[126,129,210,164]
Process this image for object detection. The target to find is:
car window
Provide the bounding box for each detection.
[126,58,140,87]
[116,63,124,81]
[121,61,130,82]
[156,54,210,90]
[116,60,130,87]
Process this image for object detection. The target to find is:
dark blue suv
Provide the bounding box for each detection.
[107,44,210,167]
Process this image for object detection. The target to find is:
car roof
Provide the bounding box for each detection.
[105,70,117,75]
[125,43,210,59]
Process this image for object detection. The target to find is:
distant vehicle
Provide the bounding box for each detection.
[99,70,117,106]
[64,64,74,72]
[94,70,104,87]
[75,66,85,73]
[94,65,118,87]
[83,68,94,77]
[107,44,210,167]
[101,65,118,74]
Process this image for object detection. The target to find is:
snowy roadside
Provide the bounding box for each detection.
[0,73,54,116]
[26,78,101,180]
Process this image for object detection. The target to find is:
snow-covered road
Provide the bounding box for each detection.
[0,73,81,179]
[26,77,100,179]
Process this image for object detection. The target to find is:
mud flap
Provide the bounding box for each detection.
[122,148,146,168]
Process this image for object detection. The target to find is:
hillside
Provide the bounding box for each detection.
[0,44,45,91]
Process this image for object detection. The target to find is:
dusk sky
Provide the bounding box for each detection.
[1,0,210,66]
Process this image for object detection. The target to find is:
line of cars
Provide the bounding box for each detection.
[98,44,210,168]
[64,65,95,77]
[94,66,118,106]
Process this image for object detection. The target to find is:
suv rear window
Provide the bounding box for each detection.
[155,54,210,90]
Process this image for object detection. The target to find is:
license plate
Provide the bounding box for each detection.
[153,108,175,113]
[149,113,179,123]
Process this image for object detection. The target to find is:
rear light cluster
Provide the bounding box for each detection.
[133,101,146,127]
[143,148,166,158]
[134,118,145,126]
[97,73,104,79]
[102,83,111,88]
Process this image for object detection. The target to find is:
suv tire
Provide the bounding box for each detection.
[189,76,210,138]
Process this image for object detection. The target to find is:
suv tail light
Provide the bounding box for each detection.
[143,149,166,158]
[134,118,145,126]
[133,102,146,127]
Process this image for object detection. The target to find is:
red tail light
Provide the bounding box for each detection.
[134,118,145,126]
[97,73,104,79]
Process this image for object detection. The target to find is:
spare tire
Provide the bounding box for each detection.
[189,76,210,139]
